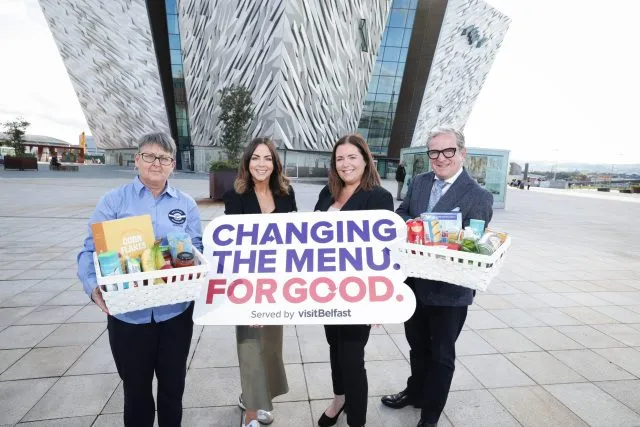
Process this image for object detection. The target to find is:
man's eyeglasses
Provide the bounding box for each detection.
[139,153,174,166]
[426,148,457,160]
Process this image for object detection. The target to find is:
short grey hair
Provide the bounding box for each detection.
[137,132,177,157]
[426,126,465,150]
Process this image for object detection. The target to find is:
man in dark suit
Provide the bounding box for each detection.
[395,161,406,201]
[381,127,493,427]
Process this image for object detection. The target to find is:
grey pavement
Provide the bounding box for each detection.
[1,165,640,426]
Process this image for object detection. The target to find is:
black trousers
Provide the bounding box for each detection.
[107,303,194,427]
[325,324,371,427]
[404,302,468,424]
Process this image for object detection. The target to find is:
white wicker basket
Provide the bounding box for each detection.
[94,249,210,315]
[393,235,511,291]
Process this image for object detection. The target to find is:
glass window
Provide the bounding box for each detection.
[394,76,403,94]
[385,27,404,47]
[389,9,407,27]
[383,47,400,62]
[402,28,413,47]
[375,93,391,104]
[406,9,416,28]
[396,62,405,77]
[358,116,371,129]
[393,0,411,8]
[169,34,181,50]
[167,14,179,35]
[400,47,409,60]
[377,76,395,94]
[368,75,379,93]
[358,128,369,139]
[170,49,182,65]
[380,61,398,76]
[175,105,187,119]
[372,61,381,76]
[374,101,393,112]
[171,64,183,78]
[409,0,418,9]
[165,0,177,15]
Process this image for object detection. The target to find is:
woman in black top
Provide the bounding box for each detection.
[224,137,296,427]
[314,134,394,427]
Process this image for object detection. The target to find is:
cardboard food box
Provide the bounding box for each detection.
[92,215,155,259]
[420,212,463,245]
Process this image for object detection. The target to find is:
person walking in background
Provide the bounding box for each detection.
[314,134,394,427]
[381,127,493,427]
[77,132,203,427]
[223,137,296,427]
[395,161,406,201]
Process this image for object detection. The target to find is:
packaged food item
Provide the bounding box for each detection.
[97,251,122,291]
[175,251,195,268]
[407,219,425,245]
[91,215,155,259]
[125,257,141,287]
[423,217,443,245]
[421,212,462,244]
[158,245,173,283]
[141,243,164,285]
[167,232,192,261]
[477,231,502,255]
[469,219,486,237]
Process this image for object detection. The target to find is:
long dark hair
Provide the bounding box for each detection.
[328,134,380,198]
[234,137,290,195]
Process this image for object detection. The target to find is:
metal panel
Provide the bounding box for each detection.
[178,0,391,151]
[38,0,170,149]
[410,0,511,146]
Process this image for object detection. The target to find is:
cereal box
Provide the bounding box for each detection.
[420,212,462,244]
[91,215,156,259]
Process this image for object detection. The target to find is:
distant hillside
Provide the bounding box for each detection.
[511,161,640,174]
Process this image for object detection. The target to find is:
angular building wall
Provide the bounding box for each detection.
[178,0,391,168]
[38,0,170,149]
[410,0,510,146]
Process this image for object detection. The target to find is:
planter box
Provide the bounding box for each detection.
[209,170,237,200]
[632,186,640,194]
[619,189,632,194]
[3,155,38,171]
[597,187,610,192]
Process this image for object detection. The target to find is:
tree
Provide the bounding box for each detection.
[215,84,254,169]
[1,117,30,156]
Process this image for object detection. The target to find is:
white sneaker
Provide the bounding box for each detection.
[241,413,261,427]
[238,394,274,424]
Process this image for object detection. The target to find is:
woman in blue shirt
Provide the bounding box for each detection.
[77,132,203,427]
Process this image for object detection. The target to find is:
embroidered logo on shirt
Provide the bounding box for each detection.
[168,209,186,224]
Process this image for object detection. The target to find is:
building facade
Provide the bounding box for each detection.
[39,0,509,174]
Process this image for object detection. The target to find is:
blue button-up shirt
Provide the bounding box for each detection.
[77,176,203,324]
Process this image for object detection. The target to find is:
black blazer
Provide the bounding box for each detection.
[396,169,493,306]
[314,185,394,212]
[223,187,297,214]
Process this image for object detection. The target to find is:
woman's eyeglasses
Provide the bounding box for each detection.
[426,148,457,160]
[139,153,174,166]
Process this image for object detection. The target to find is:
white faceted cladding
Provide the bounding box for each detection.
[38,0,170,149]
[178,0,390,152]
[410,0,510,146]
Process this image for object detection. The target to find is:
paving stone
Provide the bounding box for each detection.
[450,361,483,391]
[593,305,640,323]
[465,310,508,329]
[364,333,404,361]
[46,291,89,306]
[459,354,534,388]
[183,367,240,407]
[443,389,519,426]
[66,332,116,375]
[14,305,83,325]
[596,379,640,414]
[545,382,640,427]
[37,322,105,347]
[273,363,308,402]
[455,330,498,356]
[16,415,97,426]
[0,291,58,307]
[505,351,586,384]
[564,292,611,307]
[527,307,583,326]
[476,328,541,353]
[65,304,108,323]
[516,326,583,350]
[366,359,411,397]
[23,374,120,421]
[0,306,35,329]
[1,345,86,380]
[592,323,640,346]
[550,349,635,381]
[298,325,330,363]
[0,324,58,349]
[0,348,28,374]
[474,294,515,309]
[560,306,618,324]
[389,333,410,359]
[490,386,588,427]
[531,293,580,308]
[190,335,239,368]
[593,347,640,377]
[555,325,626,348]
[488,309,546,328]
[0,378,57,425]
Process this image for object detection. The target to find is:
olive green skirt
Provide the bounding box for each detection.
[236,325,289,410]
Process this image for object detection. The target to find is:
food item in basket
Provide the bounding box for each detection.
[91,215,155,259]
[141,243,164,285]
[125,257,141,287]
[175,251,195,268]
[97,251,122,291]
[476,231,503,255]
[167,232,192,261]
[406,219,425,244]
[158,245,174,283]
[461,238,479,253]
[469,219,486,237]
[423,217,443,245]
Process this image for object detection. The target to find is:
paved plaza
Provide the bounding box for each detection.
[1,165,640,427]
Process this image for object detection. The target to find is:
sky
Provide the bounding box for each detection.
[0,0,639,164]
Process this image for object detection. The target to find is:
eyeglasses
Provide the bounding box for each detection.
[139,152,174,166]
[426,148,457,160]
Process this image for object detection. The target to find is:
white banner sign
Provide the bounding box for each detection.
[193,210,416,325]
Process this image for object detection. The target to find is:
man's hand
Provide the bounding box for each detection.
[91,287,110,314]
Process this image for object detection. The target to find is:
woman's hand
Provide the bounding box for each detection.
[91,287,110,315]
